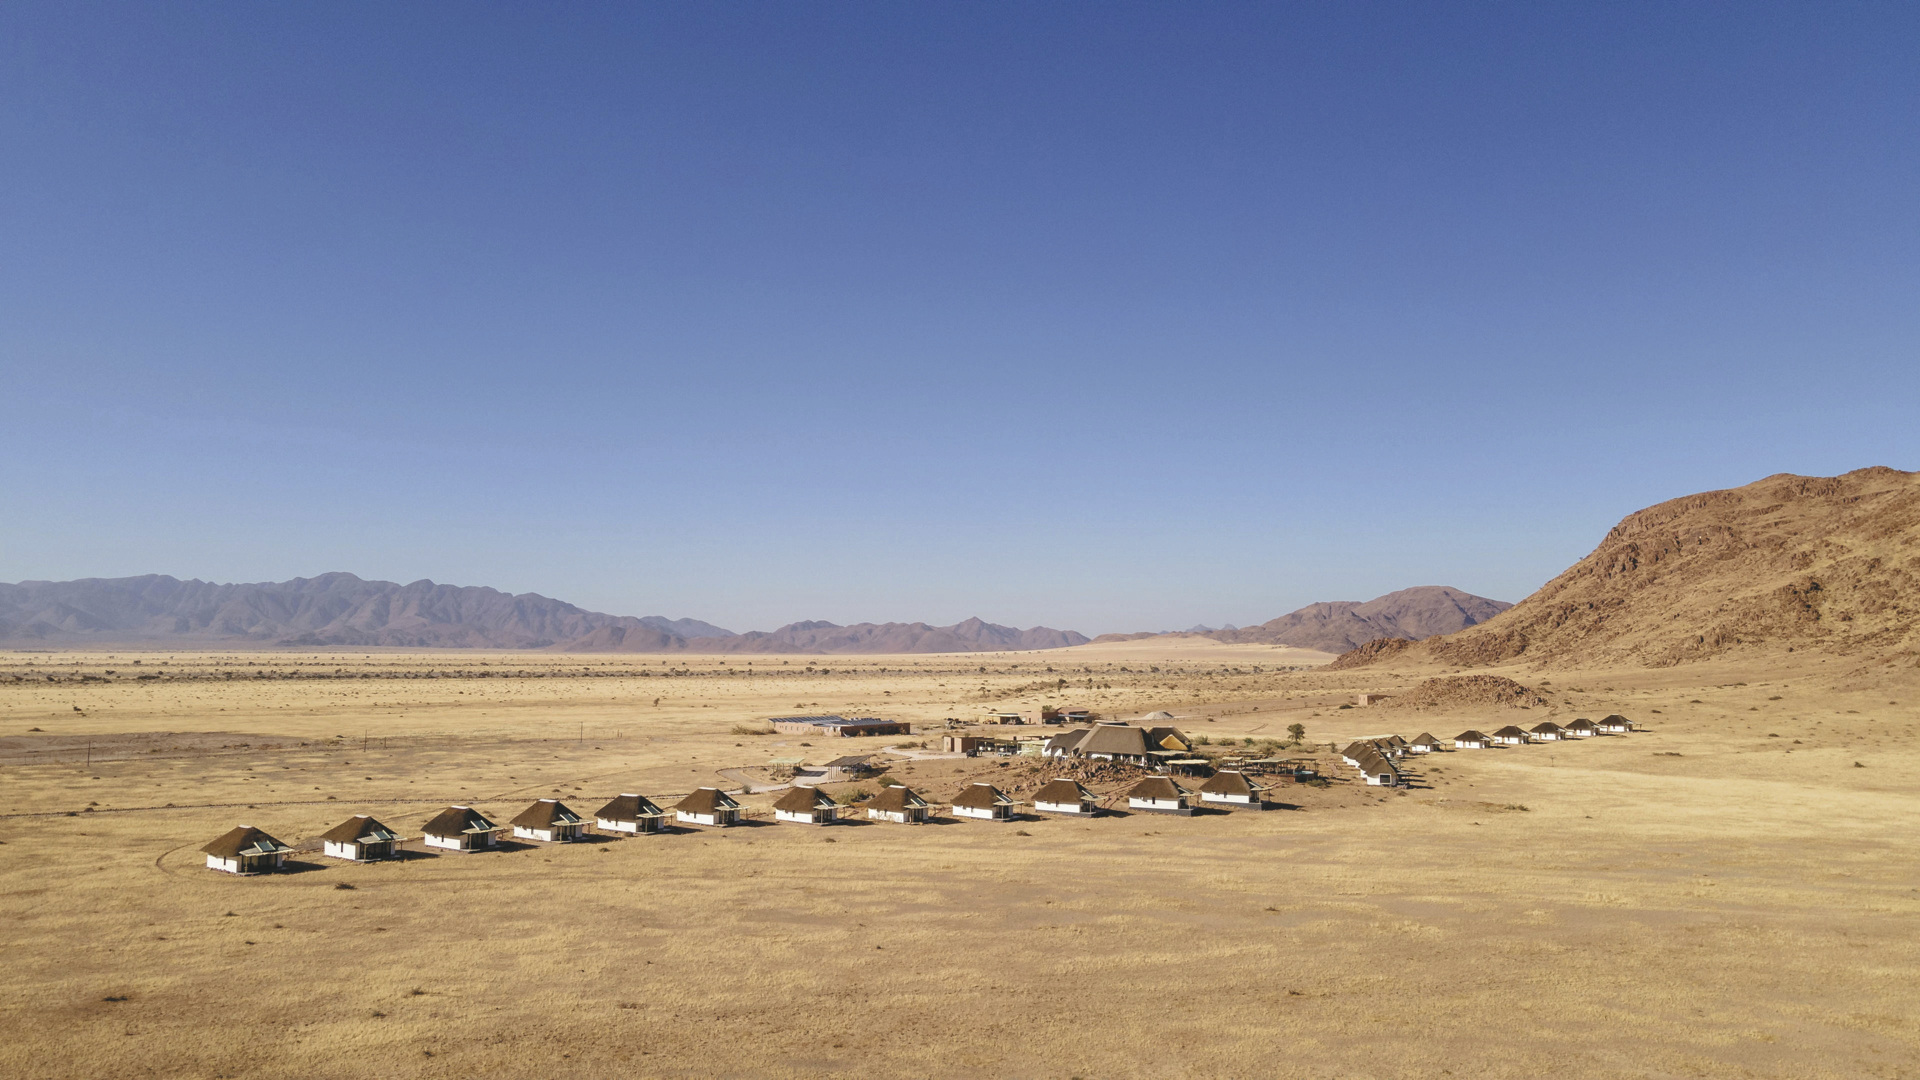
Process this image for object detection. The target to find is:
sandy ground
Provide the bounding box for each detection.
[2,648,1917,1079]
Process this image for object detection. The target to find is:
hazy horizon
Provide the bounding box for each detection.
[4,4,1916,633]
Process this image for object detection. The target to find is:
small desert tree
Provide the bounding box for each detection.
[1287,723,1306,746]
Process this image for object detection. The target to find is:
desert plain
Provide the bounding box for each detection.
[1,641,1916,1080]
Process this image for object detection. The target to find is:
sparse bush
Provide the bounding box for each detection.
[730,723,773,736]
[835,787,872,805]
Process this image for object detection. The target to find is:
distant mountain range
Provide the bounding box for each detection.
[0,573,1087,654]
[1094,586,1512,654]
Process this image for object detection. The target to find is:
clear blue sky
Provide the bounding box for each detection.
[2,2,1916,635]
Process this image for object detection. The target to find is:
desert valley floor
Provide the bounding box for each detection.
[2,640,1917,1079]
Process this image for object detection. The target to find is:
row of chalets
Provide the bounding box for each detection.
[200,769,1283,874]
[1337,714,1638,788]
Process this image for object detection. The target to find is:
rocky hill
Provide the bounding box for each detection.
[1095,586,1510,652]
[1213,586,1511,652]
[1335,467,1920,670]
[0,573,1087,654]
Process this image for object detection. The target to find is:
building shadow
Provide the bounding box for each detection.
[273,859,330,875]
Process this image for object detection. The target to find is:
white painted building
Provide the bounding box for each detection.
[319,815,399,862]
[673,788,741,827]
[1126,776,1192,815]
[1032,778,1097,815]
[201,826,292,875]
[773,786,839,825]
[593,793,666,835]
[951,783,1014,820]
[421,806,503,852]
[510,799,587,842]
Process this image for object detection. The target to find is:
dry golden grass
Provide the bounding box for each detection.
[2,648,1917,1078]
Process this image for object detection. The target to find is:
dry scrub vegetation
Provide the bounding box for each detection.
[2,645,1917,1079]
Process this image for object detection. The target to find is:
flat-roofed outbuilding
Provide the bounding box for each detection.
[1126,776,1192,815]
[422,806,503,852]
[1032,778,1098,815]
[594,794,666,835]
[202,826,292,875]
[773,786,839,825]
[769,715,911,738]
[511,799,587,843]
[319,815,399,862]
[952,783,1015,820]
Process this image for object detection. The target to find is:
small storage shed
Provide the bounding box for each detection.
[1126,776,1192,815]
[1599,714,1634,734]
[1409,733,1443,754]
[1032,778,1097,815]
[1563,718,1599,738]
[319,815,399,862]
[593,794,666,835]
[1199,770,1268,807]
[865,785,929,824]
[951,783,1015,820]
[511,799,587,843]
[1529,721,1565,742]
[773,786,839,825]
[202,826,292,875]
[1490,725,1531,746]
[673,788,741,828]
[1454,730,1490,750]
[422,806,503,852]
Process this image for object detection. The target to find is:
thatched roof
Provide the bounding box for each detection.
[1490,725,1530,738]
[773,787,836,813]
[1043,732,1084,755]
[1411,733,1441,746]
[201,825,290,859]
[952,783,1012,809]
[1529,721,1564,735]
[1564,718,1598,731]
[422,806,499,837]
[674,788,740,814]
[318,815,397,845]
[866,785,927,813]
[594,793,664,821]
[510,799,583,829]
[1140,711,1176,721]
[1033,778,1094,804]
[1075,725,1151,757]
[1144,726,1192,751]
[1200,770,1263,796]
[1127,776,1186,801]
[1454,730,1489,741]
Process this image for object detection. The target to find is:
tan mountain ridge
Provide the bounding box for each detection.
[1093,585,1511,653]
[1334,466,1920,671]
